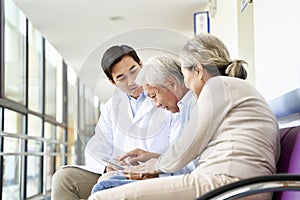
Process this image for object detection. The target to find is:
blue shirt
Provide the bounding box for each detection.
[161,90,197,176]
[127,92,146,118]
[177,90,197,134]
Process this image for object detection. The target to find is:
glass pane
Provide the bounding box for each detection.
[67,66,77,164]
[2,109,23,199]
[67,66,77,131]
[27,115,43,196]
[3,137,21,154]
[79,82,85,131]
[27,156,42,197]
[56,126,65,143]
[56,61,63,123]
[0,107,3,130]
[4,0,26,104]
[44,122,54,140]
[56,126,65,168]
[45,41,58,118]
[28,114,42,138]
[44,148,54,192]
[44,122,55,191]
[28,22,43,113]
[84,87,92,127]
[4,108,24,134]
[2,155,21,200]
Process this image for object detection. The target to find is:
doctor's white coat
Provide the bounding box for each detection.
[84,89,180,174]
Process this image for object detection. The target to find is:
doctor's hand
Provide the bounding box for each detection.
[118,148,161,165]
[123,158,160,180]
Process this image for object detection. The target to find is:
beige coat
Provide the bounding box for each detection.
[157,76,280,179]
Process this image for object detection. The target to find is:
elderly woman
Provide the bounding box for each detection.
[89,33,280,200]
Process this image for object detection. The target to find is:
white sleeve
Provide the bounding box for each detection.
[156,78,229,172]
[84,100,114,174]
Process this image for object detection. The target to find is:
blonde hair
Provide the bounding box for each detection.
[181,33,247,80]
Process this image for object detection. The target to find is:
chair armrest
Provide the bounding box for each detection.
[195,174,300,200]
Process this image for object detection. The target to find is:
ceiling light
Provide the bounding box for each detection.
[109,16,124,21]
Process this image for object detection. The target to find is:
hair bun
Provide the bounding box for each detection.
[226,59,248,80]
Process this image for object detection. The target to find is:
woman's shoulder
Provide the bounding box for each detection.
[204,76,260,101]
[209,76,252,89]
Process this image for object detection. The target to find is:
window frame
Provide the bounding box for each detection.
[0,1,68,199]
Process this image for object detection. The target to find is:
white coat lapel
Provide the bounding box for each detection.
[112,89,133,122]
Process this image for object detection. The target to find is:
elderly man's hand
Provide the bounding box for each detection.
[123,158,160,180]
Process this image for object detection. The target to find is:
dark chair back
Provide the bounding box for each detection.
[273,126,300,200]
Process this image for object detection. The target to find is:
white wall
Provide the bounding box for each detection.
[253,0,300,100]
[208,0,300,101]
[208,0,255,86]
[209,0,239,59]
[237,1,255,86]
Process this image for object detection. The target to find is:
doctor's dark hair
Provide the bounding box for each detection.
[181,33,247,80]
[101,45,141,83]
[135,55,185,88]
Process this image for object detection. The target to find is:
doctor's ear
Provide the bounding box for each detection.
[139,61,143,67]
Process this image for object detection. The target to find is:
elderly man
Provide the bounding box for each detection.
[119,55,197,163]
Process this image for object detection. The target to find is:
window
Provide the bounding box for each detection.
[4,0,26,104]
[45,41,61,119]
[27,115,43,197]
[67,66,78,164]
[56,126,66,168]
[28,21,43,113]
[44,122,55,192]
[0,1,99,198]
[2,109,24,200]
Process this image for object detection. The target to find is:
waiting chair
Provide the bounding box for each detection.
[196,126,300,200]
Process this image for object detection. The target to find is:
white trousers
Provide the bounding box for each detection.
[88,174,243,200]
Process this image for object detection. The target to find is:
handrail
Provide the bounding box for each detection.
[269,88,300,119]
[0,152,72,156]
[0,131,68,145]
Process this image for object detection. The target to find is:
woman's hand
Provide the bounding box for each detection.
[123,158,160,180]
[118,148,161,165]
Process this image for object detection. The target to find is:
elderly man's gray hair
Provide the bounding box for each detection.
[135,55,185,88]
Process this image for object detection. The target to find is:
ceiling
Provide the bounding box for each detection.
[13,0,209,102]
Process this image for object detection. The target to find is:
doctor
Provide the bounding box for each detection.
[51,45,180,200]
